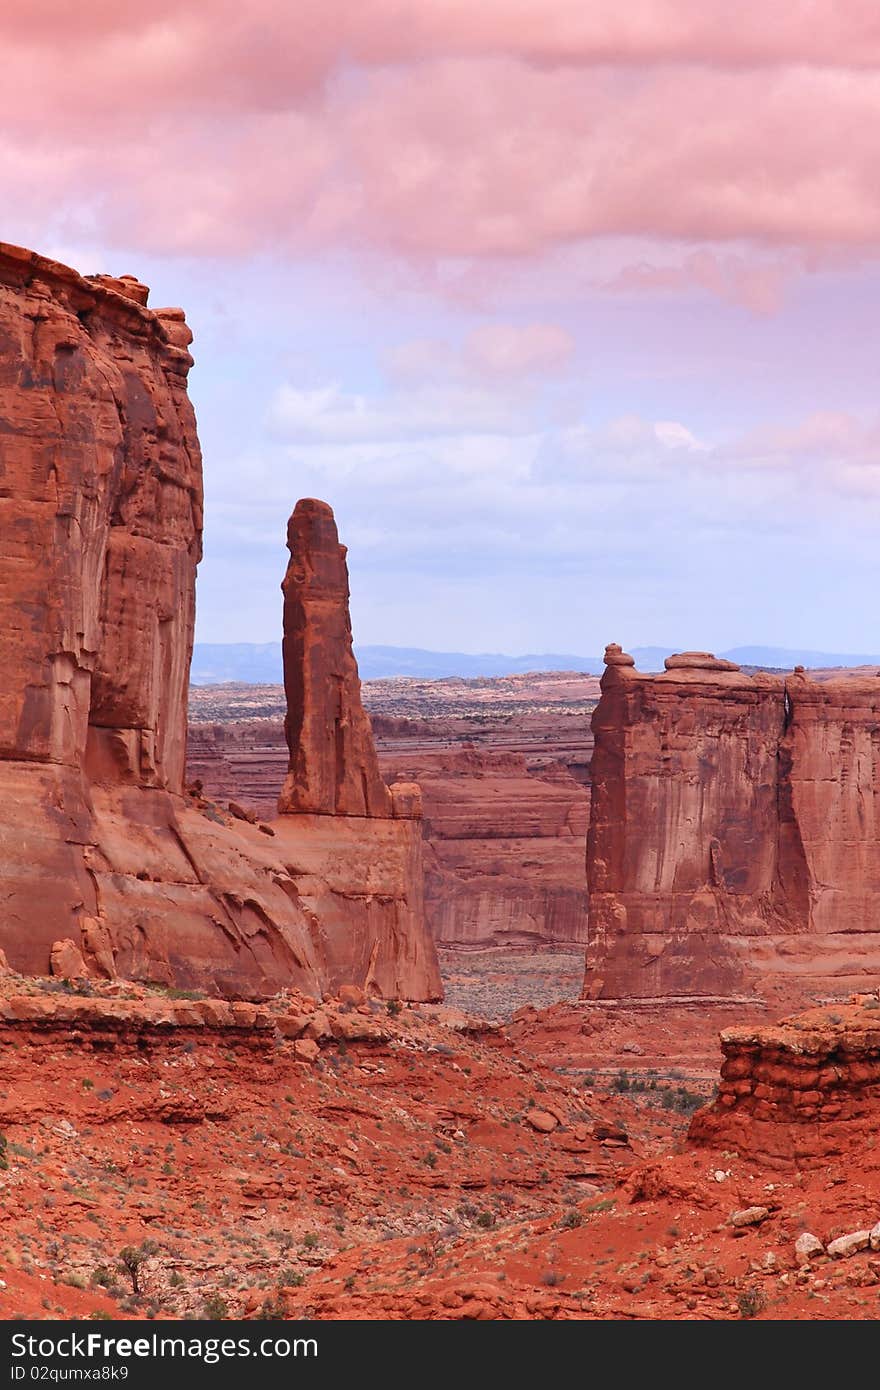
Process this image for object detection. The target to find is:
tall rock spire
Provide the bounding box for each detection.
[278,498,392,817]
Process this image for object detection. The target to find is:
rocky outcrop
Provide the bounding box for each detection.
[0,244,439,1001]
[279,499,391,817]
[689,994,880,1168]
[585,646,880,1003]
[276,498,441,1000]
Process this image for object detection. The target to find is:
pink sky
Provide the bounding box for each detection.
[2,2,879,655]
[5,2,880,260]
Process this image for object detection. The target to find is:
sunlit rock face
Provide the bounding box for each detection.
[585,646,880,1005]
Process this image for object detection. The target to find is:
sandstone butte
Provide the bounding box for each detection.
[0,241,440,1002]
[585,644,880,1006]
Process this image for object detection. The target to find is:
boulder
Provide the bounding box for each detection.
[794,1232,825,1263]
[729,1207,770,1228]
[49,940,88,980]
[525,1110,558,1133]
[827,1231,870,1259]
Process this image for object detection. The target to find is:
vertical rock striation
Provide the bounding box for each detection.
[0,245,200,789]
[279,499,391,817]
[585,646,880,1004]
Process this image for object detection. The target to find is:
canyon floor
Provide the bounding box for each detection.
[438,949,584,1018]
[2,959,877,1322]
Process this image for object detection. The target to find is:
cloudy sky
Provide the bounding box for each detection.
[4,2,880,654]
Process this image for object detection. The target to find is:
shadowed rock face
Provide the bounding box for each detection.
[585,646,880,1003]
[0,245,440,1001]
[279,499,391,817]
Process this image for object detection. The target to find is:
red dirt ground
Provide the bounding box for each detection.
[0,975,876,1321]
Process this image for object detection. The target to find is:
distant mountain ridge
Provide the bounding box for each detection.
[190,642,880,686]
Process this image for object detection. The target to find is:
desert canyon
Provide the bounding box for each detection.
[1,243,879,1323]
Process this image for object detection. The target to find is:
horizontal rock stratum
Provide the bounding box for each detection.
[0,243,439,1001]
[689,994,880,1168]
[585,645,880,1004]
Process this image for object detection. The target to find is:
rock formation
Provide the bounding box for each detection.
[0,242,439,1001]
[188,726,591,952]
[386,750,589,950]
[279,498,391,817]
[585,645,880,1004]
[689,994,880,1169]
[274,497,441,999]
[0,245,199,790]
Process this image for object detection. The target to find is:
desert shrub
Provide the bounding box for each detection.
[117,1242,156,1296]
[557,1210,582,1230]
[261,1294,287,1319]
[201,1294,229,1320]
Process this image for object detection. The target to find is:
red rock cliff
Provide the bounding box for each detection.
[585,646,880,1004]
[0,245,439,1002]
[0,244,200,790]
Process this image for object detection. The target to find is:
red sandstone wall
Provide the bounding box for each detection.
[0,245,200,792]
[585,647,880,1003]
[0,246,439,1002]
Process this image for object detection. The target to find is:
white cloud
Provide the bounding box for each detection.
[267,380,529,442]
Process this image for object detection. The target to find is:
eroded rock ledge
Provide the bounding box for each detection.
[689,994,880,1168]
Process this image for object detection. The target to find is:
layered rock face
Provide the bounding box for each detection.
[187,668,595,952]
[0,244,439,1001]
[585,646,880,1003]
[188,728,591,952]
[689,995,880,1169]
[383,750,589,950]
[0,244,199,790]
